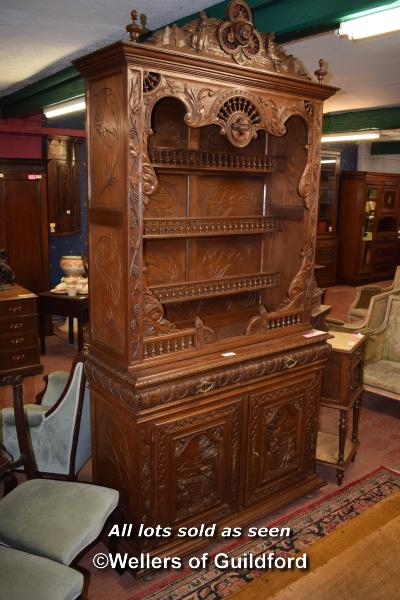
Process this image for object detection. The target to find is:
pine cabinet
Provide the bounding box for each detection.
[76,0,336,567]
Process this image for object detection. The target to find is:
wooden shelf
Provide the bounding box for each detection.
[316,431,359,468]
[149,148,285,174]
[143,216,281,238]
[150,271,280,303]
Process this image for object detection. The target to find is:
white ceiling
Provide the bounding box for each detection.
[0,0,217,96]
[286,29,400,114]
[0,0,399,118]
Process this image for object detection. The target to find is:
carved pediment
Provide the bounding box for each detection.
[142,0,310,80]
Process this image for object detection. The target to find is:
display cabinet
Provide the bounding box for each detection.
[75,0,336,567]
[315,151,340,286]
[47,136,81,235]
[338,171,400,285]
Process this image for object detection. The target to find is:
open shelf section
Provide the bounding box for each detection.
[143,216,281,238]
[150,271,280,303]
[149,148,285,173]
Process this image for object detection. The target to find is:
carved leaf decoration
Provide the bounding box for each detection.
[143,286,178,336]
[165,79,214,126]
[278,248,313,311]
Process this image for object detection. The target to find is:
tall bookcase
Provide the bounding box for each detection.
[76,0,337,567]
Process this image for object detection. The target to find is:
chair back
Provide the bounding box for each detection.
[391,266,400,291]
[382,295,400,362]
[42,356,91,476]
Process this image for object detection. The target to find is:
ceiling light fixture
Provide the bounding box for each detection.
[321,132,381,143]
[321,159,337,164]
[337,2,400,40]
[44,96,86,118]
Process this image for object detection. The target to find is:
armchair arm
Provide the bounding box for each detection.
[2,405,47,427]
[350,287,382,312]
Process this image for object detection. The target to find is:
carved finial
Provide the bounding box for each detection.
[126,9,148,42]
[314,58,328,83]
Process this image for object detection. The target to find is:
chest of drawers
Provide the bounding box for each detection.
[0,284,42,377]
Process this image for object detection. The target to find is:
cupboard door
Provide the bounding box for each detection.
[143,398,242,528]
[245,372,321,506]
[0,169,50,293]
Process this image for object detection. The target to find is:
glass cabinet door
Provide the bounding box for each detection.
[318,152,340,234]
[360,186,378,274]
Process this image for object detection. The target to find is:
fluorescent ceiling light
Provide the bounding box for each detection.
[321,159,337,164]
[44,96,86,118]
[338,2,400,40]
[321,132,381,143]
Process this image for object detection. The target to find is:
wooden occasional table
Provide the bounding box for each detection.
[316,331,366,485]
[37,291,89,354]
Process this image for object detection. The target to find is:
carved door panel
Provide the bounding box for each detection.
[144,398,242,528]
[245,371,321,506]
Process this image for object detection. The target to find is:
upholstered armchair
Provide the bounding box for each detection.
[348,266,400,321]
[1,355,91,478]
[326,288,400,335]
[363,294,400,401]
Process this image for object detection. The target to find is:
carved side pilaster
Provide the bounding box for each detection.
[277,103,322,313]
[128,69,145,362]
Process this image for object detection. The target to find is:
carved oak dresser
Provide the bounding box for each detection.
[75,0,337,566]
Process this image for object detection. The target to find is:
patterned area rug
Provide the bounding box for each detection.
[129,466,400,600]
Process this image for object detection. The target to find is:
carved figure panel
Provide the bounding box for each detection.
[153,401,241,525]
[245,376,318,506]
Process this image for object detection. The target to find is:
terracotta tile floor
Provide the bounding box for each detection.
[1,283,399,599]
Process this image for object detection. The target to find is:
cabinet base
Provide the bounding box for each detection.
[114,472,325,578]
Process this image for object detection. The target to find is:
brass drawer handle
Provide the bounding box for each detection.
[11,337,25,345]
[9,305,23,313]
[12,353,25,362]
[10,322,24,330]
[284,356,297,369]
[196,380,216,394]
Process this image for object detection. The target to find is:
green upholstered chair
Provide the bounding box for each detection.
[1,355,91,479]
[0,546,83,600]
[0,375,119,599]
[0,478,119,566]
[326,288,400,336]
[363,294,400,401]
[348,266,400,321]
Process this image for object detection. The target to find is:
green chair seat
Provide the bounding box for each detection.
[0,546,83,600]
[0,479,119,565]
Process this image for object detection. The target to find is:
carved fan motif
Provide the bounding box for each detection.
[217,96,262,147]
[143,72,161,93]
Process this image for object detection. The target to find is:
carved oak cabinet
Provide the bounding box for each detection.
[75,1,336,565]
